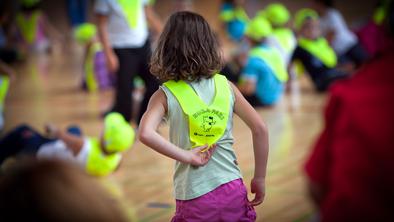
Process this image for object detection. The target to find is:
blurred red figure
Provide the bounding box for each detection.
[304,2,394,221]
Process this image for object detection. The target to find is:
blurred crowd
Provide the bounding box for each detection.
[0,0,393,221]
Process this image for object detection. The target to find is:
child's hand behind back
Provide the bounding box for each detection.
[187,144,217,167]
[249,177,266,206]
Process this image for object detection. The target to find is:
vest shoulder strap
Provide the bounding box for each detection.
[163,74,232,147]
[163,74,230,113]
[117,0,140,29]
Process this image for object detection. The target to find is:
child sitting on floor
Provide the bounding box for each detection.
[238,16,288,106]
[0,112,134,177]
[219,0,249,42]
[258,3,296,66]
[290,8,349,91]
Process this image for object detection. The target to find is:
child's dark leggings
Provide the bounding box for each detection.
[314,69,350,92]
[0,125,51,164]
[112,40,159,124]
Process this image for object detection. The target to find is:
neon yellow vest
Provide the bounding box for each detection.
[298,37,337,68]
[163,74,231,149]
[0,75,10,108]
[249,46,289,82]
[86,138,122,177]
[273,28,295,54]
[117,0,140,29]
[16,11,41,44]
[85,42,102,92]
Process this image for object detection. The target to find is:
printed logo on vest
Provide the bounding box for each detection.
[201,116,216,132]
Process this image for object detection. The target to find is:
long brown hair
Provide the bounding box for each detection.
[150,11,223,82]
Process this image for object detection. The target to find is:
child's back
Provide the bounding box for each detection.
[139,11,268,221]
[161,76,242,200]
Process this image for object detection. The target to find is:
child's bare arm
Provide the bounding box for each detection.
[144,4,163,35]
[230,82,269,206]
[46,124,84,156]
[139,89,215,166]
[96,14,118,73]
[237,79,256,96]
[0,60,16,80]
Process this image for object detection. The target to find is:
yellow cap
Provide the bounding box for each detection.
[74,23,97,44]
[245,17,272,41]
[262,3,290,26]
[294,8,319,31]
[104,112,135,153]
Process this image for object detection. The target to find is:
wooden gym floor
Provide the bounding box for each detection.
[2,1,336,221]
[3,45,326,222]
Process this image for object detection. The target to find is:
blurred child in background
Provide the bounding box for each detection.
[66,0,88,28]
[0,159,129,221]
[291,9,349,91]
[0,2,19,64]
[0,3,17,131]
[74,23,113,93]
[95,0,162,124]
[220,0,249,42]
[356,0,392,58]
[238,17,288,106]
[0,60,15,131]
[140,11,268,221]
[311,0,369,68]
[304,2,394,221]
[258,3,296,66]
[14,0,61,54]
[0,112,134,177]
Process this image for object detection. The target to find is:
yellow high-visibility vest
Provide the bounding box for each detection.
[84,42,102,92]
[0,75,10,107]
[117,0,140,29]
[163,74,231,149]
[16,11,41,44]
[249,46,289,82]
[86,138,122,177]
[273,28,295,54]
[298,37,337,68]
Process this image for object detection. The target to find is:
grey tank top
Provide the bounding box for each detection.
[160,76,242,200]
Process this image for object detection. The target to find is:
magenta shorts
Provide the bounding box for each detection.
[171,179,256,222]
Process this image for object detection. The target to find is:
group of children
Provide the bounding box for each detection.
[1,0,392,221]
[220,0,372,106]
[0,0,64,132]
[1,1,270,221]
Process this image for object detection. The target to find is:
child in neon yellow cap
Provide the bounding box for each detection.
[219,0,249,41]
[257,3,296,66]
[0,112,135,177]
[237,16,288,106]
[74,23,113,92]
[290,8,349,91]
